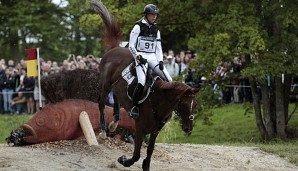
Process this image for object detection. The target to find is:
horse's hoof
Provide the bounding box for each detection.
[98,130,107,140]
[142,158,151,171]
[117,155,133,167]
[108,121,118,132]
[117,155,127,166]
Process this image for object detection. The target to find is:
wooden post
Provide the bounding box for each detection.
[79,111,99,146]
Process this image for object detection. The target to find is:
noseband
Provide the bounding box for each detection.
[175,94,195,121]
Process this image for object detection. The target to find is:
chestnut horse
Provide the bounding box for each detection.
[90,1,199,171]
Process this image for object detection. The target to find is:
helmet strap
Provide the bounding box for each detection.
[144,14,155,25]
[144,15,151,24]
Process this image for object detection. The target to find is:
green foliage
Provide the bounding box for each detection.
[2,0,211,61]
[0,0,106,61]
[0,0,66,60]
[188,0,298,79]
[194,84,221,125]
[1,0,298,67]
[80,14,102,33]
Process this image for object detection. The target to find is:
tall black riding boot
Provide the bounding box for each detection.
[129,83,144,119]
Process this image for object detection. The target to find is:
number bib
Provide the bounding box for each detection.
[136,36,157,53]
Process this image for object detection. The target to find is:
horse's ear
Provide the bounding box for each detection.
[192,87,201,94]
[185,87,200,96]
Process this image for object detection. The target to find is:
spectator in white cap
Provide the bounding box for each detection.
[165,55,179,78]
[201,76,207,85]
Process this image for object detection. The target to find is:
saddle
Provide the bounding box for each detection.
[121,62,158,104]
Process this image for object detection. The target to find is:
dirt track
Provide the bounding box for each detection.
[0,138,297,171]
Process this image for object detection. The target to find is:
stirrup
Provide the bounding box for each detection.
[129,106,139,119]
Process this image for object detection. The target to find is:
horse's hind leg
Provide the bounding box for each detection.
[142,133,158,171]
[113,93,120,121]
[118,129,144,167]
[98,88,109,139]
[108,93,120,132]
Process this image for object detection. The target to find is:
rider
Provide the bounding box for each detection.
[128,4,172,119]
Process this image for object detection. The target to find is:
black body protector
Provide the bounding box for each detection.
[135,20,159,54]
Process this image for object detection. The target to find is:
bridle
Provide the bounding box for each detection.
[149,90,195,135]
[175,94,195,121]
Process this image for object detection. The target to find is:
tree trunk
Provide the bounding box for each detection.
[275,76,287,139]
[8,30,20,59]
[85,35,94,55]
[284,74,292,125]
[261,81,275,140]
[74,29,82,55]
[249,78,267,140]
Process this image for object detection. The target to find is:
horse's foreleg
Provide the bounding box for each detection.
[109,94,120,132]
[118,129,144,167]
[142,133,158,171]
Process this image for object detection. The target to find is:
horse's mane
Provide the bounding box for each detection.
[90,0,121,49]
[157,79,193,97]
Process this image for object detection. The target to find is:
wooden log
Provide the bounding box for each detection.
[79,111,99,146]
[20,99,135,145]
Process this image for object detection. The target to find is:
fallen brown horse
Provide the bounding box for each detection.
[90,1,200,171]
[6,99,135,146]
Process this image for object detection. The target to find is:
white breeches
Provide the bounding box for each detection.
[135,53,172,86]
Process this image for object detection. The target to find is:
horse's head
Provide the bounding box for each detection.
[158,80,200,134]
[175,87,200,134]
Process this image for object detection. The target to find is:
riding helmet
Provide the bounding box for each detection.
[144,4,159,15]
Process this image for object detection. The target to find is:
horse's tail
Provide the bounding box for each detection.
[90,0,120,49]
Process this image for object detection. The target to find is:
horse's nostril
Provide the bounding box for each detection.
[184,127,190,133]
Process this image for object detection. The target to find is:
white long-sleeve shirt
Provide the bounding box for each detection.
[129,19,163,62]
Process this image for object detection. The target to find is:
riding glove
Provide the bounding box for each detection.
[136,54,147,65]
[159,61,164,70]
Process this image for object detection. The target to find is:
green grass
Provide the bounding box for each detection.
[258,141,298,164]
[157,103,262,144]
[0,114,32,143]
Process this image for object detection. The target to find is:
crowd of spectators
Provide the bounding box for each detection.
[163,49,253,104]
[0,54,101,114]
[0,49,255,115]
